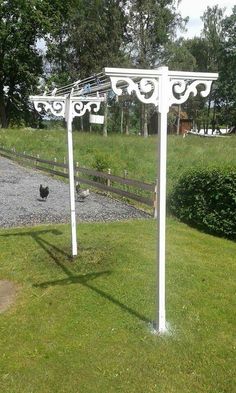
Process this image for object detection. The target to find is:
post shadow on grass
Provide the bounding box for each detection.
[0,229,150,323]
[34,276,150,324]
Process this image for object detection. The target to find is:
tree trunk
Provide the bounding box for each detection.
[103,100,108,137]
[176,105,181,135]
[120,105,124,133]
[211,98,217,133]
[125,107,130,135]
[141,103,148,137]
[143,104,148,137]
[206,94,211,134]
[0,93,9,128]
[140,102,143,135]
[80,116,84,131]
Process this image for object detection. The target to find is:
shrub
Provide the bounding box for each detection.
[168,168,236,239]
[92,152,112,184]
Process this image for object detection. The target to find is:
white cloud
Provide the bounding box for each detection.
[177,0,235,38]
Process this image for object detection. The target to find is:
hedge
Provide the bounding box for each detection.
[168,168,236,239]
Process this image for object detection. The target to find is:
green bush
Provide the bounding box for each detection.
[168,168,236,239]
[92,152,113,184]
[92,152,112,173]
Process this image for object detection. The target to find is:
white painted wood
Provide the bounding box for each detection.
[89,114,104,124]
[104,67,218,81]
[65,96,77,257]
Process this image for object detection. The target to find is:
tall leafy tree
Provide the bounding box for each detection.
[185,37,209,72]
[44,0,78,86]
[46,0,128,83]
[45,0,128,135]
[201,5,225,72]
[183,6,225,133]
[0,0,57,128]
[200,5,225,132]
[164,38,196,71]
[126,0,186,136]
[217,6,236,126]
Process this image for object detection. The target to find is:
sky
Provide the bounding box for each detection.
[176,0,235,38]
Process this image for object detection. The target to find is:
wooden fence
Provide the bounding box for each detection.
[0,145,157,214]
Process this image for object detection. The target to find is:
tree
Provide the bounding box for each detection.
[200,5,225,132]
[185,37,209,72]
[46,0,128,84]
[164,38,196,72]
[126,0,186,137]
[217,6,236,126]
[201,5,225,72]
[182,6,226,133]
[44,1,129,135]
[0,0,57,128]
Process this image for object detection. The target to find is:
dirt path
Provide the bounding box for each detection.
[0,280,17,313]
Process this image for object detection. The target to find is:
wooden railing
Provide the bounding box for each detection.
[0,146,157,214]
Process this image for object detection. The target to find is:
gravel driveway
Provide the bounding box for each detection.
[0,156,150,228]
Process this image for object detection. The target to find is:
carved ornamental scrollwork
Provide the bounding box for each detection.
[110,76,214,110]
[33,99,66,117]
[169,79,214,106]
[107,68,217,112]
[32,98,102,118]
[110,77,159,105]
[72,100,101,118]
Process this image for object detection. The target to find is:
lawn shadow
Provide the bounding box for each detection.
[1,228,151,324]
[34,274,150,323]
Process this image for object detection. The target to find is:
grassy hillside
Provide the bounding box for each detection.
[0,218,235,393]
[0,128,235,192]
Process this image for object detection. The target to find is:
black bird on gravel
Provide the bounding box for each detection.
[39,184,49,200]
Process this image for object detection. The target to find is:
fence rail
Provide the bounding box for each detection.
[0,146,156,212]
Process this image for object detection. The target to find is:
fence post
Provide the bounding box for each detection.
[54,157,57,172]
[124,169,128,191]
[107,168,111,187]
[36,154,39,167]
[76,161,79,178]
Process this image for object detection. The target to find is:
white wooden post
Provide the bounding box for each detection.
[65,96,77,257]
[153,183,158,219]
[155,67,168,332]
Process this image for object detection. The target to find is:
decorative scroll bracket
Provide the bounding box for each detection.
[104,67,218,113]
[30,96,105,119]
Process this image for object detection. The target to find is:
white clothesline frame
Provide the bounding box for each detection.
[30,66,218,334]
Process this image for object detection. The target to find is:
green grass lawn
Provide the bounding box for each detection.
[0,128,236,192]
[0,218,235,393]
